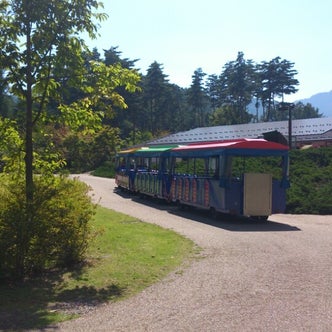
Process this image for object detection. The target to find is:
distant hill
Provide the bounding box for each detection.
[248,90,332,118]
[296,90,332,117]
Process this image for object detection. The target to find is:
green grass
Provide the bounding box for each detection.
[0,206,198,330]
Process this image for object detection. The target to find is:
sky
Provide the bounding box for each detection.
[85,0,332,102]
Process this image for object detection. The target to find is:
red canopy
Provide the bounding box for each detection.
[172,138,289,152]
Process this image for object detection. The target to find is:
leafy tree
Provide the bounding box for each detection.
[223,52,255,122]
[0,70,9,117]
[104,46,139,69]
[274,101,323,121]
[0,0,107,203]
[0,117,23,172]
[210,105,234,126]
[102,46,144,141]
[292,102,323,119]
[257,57,299,121]
[206,52,254,124]
[0,1,140,279]
[62,126,121,172]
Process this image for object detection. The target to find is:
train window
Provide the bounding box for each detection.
[173,157,219,178]
[149,157,159,171]
[230,156,283,180]
[116,157,127,171]
[173,157,195,175]
[163,157,172,173]
[207,156,219,178]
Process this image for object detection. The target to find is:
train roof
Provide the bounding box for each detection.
[117,147,141,156]
[171,139,288,157]
[117,140,288,158]
[131,145,179,157]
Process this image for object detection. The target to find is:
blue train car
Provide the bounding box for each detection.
[115,147,140,190]
[115,145,177,198]
[168,139,289,219]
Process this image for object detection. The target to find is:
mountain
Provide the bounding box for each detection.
[248,90,332,118]
[297,90,332,117]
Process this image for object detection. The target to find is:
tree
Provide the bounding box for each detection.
[206,74,224,110]
[0,1,140,279]
[0,0,106,203]
[292,102,323,120]
[206,52,254,124]
[165,84,189,132]
[257,57,299,121]
[104,46,139,69]
[209,105,239,126]
[187,68,209,127]
[102,46,144,141]
[142,61,169,134]
[222,52,255,123]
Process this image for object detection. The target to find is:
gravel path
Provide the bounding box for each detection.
[51,174,332,331]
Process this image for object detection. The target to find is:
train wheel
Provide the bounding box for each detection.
[209,207,218,219]
[251,216,269,221]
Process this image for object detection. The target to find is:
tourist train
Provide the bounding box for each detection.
[115,138,289,220]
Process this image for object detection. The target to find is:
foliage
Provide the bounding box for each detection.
[124,129,154,147]
[141,61,170,134]
[91,161,116,178]
[0,117,23,172]
[256,57,299,121]
[287,147,332,214]
[187,68,209,127]
[230,156,283,180]
[0,117,66,175]
[0,2,140,280]
[1,40,318,172]
[58,61,141,134]
[292,102,323,119]
[62,126,121,172]
[210,104,252,125]
[0,0,108,203]
[0,175,95,280]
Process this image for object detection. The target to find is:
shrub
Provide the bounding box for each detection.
[62,126,121,173]
[0,175,96,280]
[91,160,116,178]
[287,147,332,214]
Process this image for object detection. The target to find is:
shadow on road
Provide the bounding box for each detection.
[170,208,301,232]
[114,189,301,232]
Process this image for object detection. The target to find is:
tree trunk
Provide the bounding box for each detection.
[16,12,34,280]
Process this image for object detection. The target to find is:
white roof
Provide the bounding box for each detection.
[149,117,332,145]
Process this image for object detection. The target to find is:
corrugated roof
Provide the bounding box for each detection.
[147,117,332,145]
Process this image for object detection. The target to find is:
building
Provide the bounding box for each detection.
[148,117,332,148]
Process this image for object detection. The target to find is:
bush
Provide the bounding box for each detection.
[0,175,96,280]
[287,147,332,214]
[91,160,116,178]
[62,127,121,173]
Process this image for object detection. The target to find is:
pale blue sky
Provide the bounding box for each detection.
[86,0,331,101]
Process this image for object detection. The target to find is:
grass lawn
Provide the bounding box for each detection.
[0,206,199,330]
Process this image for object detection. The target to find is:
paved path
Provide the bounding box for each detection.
[53,174,332,331]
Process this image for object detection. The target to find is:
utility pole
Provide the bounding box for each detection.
[278,102,295,149]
